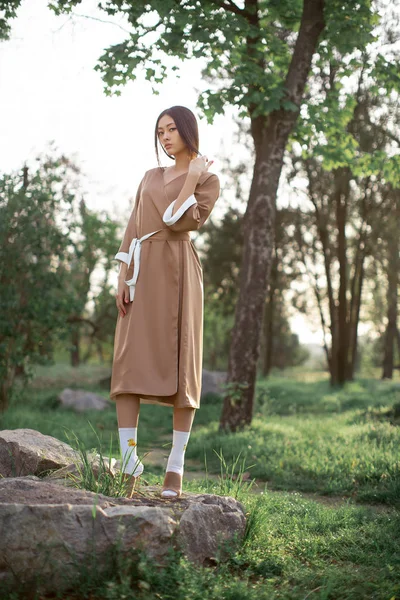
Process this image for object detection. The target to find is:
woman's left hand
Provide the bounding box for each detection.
[188,155,214,177]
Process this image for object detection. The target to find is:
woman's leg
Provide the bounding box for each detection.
[162,406,196,497]
[116,393,140,428]
[173,406,196,432]
[115,394,143,477]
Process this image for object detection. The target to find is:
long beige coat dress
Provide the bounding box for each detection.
[110,167,220,409]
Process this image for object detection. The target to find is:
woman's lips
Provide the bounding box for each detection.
[165,144,172,150]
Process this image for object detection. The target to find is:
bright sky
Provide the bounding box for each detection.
[0,0,327,345]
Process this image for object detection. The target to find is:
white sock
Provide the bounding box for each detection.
[165,430,191,476]
[118,427,143,477]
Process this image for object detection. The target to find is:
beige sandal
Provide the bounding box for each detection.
[161,471,182,498]
[121,473,142,498]
[121,461,144,498]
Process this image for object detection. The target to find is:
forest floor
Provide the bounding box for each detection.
[1,363,399,599]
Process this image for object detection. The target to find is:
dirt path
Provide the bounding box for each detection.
[141,447,395,513]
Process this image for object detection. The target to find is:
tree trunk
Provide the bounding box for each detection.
[70,324,80,367]
[396,327,400,370]
[348,252,365,378]
[264,285,275,377]
[334,167,350,385]
[0,365,15,413]
[219,0,325,431]
[382,191,400,379]
[260,280,274,378]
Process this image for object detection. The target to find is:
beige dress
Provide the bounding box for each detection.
[110,166,220,408]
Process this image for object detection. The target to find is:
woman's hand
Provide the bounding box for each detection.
[188,155,214,177]
[116,274,130,317]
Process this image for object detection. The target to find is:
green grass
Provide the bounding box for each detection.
[187,376,400,507]
[2,364,399,506]
[1,481,399,599]
[1,363,400,598]
[0,362,222,455]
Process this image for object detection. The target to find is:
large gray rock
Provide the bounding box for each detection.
[0,429,79,477]
[58,388,112,411]
[201,369,227,398]
[0,477,246,594]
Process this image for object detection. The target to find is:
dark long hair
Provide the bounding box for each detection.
[155,105,200,166]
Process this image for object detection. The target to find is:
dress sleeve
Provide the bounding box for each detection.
[162,173,220,233]
[115,178,143,265]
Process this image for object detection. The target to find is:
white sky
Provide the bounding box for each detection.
[0,0,329,345]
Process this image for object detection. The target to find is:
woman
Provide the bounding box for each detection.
[110,105,220,498]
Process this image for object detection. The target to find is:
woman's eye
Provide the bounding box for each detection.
[169,128,176,132]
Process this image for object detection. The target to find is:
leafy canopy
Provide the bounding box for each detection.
[49,1,379,122]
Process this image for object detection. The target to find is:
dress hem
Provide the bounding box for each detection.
[109,390,199,409]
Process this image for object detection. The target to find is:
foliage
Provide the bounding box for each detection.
[64,192,120,366]
[0,0,21,41]
[41,1,380,125]
[0,152,122,409]
[61,425,149,498]
[0,157,76,410]
[210,448,256,500]
[203,297,234,371]
[293,4,400,184]
[187,375,400,505]
[202,205,244,317]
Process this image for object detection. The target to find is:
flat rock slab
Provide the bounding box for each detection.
[0,477,246,594]
[0,429,79,478]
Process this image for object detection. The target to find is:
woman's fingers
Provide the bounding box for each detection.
[199,156,214,172]
[190,155,214,176]
[116,284,131,317]
[116,293,127,317]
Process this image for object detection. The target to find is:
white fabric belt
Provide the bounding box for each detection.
[115,229,163,301]
[115,194,198,302]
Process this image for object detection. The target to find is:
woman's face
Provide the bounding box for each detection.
[157,114,187,157]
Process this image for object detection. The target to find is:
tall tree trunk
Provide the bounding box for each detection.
[70,323,80,367]
[348,253,365,378]
[261,283,274,377]
[382,191,400,379]
[334,167,350,385]
[0,366,14,413]
[304,159,337,379]
[396,327,400,371]
[220,0,325,431]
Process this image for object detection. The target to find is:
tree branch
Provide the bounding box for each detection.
[67,315,97,331]
[208,0,244,16]
[55,12,133,35]
[284,0,325,106]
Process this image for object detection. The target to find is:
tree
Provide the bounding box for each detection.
[0,149,123,410]
[0,159,74,410]
[65,196,121,366]
[380,189,400,379]
[288,15,400,383]
[48,0,325,431]
[2,0,385,429]
[0,0,20,41]
[363,184,400,379]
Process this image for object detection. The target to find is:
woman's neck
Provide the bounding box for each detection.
[172,151,191,172]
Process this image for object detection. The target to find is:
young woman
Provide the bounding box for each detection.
[110,105,220,498]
